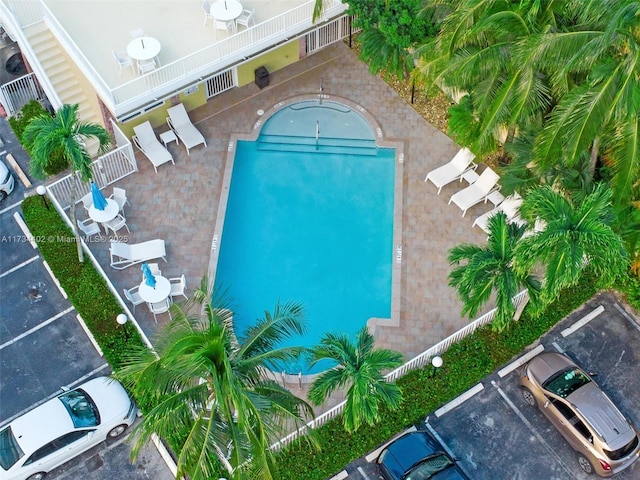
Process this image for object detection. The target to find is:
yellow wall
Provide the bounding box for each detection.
[237,40,300,86]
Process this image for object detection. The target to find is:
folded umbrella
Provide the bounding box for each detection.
[141,263,157,288]
[91,182,108,211]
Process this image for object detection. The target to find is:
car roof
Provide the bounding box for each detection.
[568,382,635,448]
[379,431,440,475]
[8,396,74,455]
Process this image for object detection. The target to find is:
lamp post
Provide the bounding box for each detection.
[36,185,49,210]
[431,355,443,378]
[116,313,130,341]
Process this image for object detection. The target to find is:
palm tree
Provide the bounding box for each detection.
[515,183,628,303]
[448,212,541,331]
[307,326,403,433]
[22,104,110,262]
[115,280,316,480]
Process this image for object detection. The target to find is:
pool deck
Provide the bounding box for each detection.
[87,41,492,408]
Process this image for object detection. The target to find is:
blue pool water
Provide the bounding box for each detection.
[214,102,395,373]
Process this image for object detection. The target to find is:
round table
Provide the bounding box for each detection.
[139,276,171,303]
[210,0,242,21]
[126,36,161,61]
[88,198,119,224]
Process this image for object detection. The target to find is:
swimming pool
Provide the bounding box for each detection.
[214,100,396,374]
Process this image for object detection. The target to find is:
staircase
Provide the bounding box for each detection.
[23,22,102,156]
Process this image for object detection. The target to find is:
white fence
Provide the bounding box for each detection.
[47,121,137,209]
[0,72,45,116]
[270,289,530,451]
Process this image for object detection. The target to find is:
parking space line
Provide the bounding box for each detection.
[497,344,545,378]
[0,254,39,278]
[76,313,104,356]
[435,383,484,418]
[561,305,604,337]
[13,211,37,248]
[490,381,578,479]
[5,153,31,188]
[365,426,417,462]
[614,303,640,332]
[0,306,74,351]
[0,198,21,215]
[43,259,68,299]
[0,363,110,429]
[552,341,564,352]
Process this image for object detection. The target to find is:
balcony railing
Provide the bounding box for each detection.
[2,0,347,117]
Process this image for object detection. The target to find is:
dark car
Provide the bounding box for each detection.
[377,430,469,480]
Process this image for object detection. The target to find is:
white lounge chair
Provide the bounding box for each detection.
[109,239,167,269]
[425,148,476,194]
[472,193,523,233]
[166,103,207,155]
[132,121,175,173]
[449,167,500,217]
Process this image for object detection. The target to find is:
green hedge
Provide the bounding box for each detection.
[21,195,146,369]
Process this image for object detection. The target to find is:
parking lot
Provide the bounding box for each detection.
[344,292,640,480]
[0,119,173,480]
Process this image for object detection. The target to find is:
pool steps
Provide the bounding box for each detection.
[257,134,378,156]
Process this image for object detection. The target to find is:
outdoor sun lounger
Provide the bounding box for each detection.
[166,103,207,155]
[449,167,500,217]
[472,193,523,233]
[424,147,477,194]
[109,239,167,270]
[132,121,175,173]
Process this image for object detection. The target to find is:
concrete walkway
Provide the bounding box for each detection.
[89,41,492,377]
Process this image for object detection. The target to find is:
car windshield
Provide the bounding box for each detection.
[406,453,453,480]
[58,389,100,428]
[542,367,591,398]
[0,426,24,470]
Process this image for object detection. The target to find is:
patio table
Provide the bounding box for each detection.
[126,36,161,62]
[88,198,119,224]
[210,0,242,21]
[138,276,171,303]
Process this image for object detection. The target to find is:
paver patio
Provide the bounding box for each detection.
[87,41,493,397]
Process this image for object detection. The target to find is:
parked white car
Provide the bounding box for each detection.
[0,377,137,480]
[0,159,14,201]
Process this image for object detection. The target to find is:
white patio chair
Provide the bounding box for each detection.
[123,286,144,312]
[169,274,187,300]
[166,103,207,155]
[130,28,144,39]
[147,263,162,276]
[214,19,236,37]
[449,167,500,217]
[202,0,214,25]
[137,58,157,75]
[80,191,93,211]
[472,193,523,233]
[76,218,102,240]
[236,8,255,28]
[132,121,175,173]
[149,298,171,323]
[112,50,134,76]
[424,148,477,194]
[104,214,130,235]
[109,187,129,213]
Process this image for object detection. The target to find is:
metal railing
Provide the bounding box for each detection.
[47,121,137,209]
[0,72,45,116]
[270,289,530,451]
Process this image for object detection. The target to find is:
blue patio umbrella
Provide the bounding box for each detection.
[141,263,157,288]
[90,182,108,211]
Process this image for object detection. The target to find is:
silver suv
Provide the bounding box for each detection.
[520,352,640,476]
